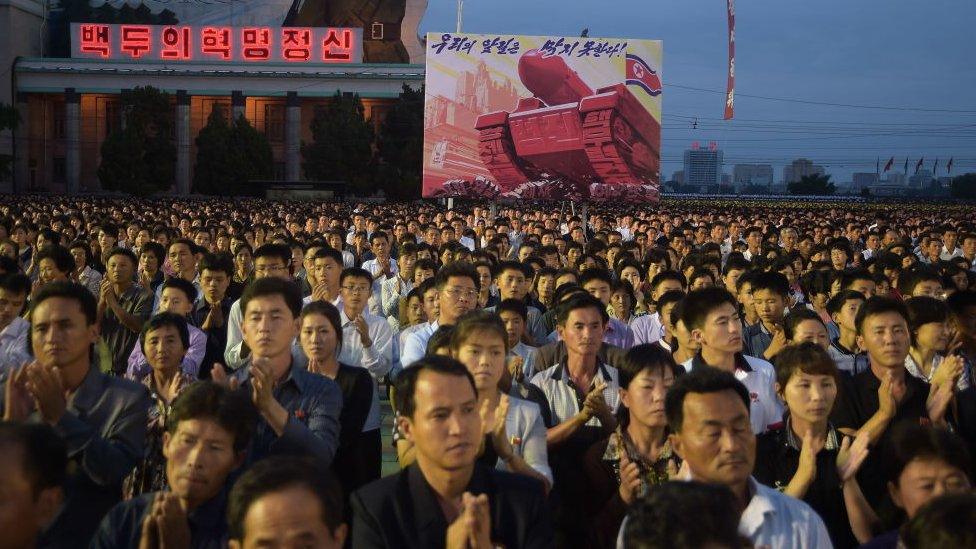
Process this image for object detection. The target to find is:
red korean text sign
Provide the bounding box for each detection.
[71,23,362,64]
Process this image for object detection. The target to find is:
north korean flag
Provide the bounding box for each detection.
[626,54,662,97]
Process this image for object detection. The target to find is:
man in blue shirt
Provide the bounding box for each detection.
[91,382,258,549]
[214,277,342,465]
[1,281,149,548]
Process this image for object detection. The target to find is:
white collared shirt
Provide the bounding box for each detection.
[338,308,393,432]
[740,477,832,549]
[0,317,30,374]
[400,320,439,368]
[530,360,620,428]
[682,353,783,434]
[361,257,398,316]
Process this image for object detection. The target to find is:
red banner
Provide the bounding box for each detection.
[724,0,735,120]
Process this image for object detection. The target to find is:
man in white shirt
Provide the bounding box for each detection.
[666,366,831,549]
[361,231,397,317]
[380,242,417,319]
[224,244,305,369]
[401,263,480,367]
[0,273,31,373]
[337,268,393,435]
[679,287,783,434]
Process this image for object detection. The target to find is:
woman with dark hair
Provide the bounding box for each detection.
[582,344,683,548]
[754,342,877,547]
[905,296,971,391]
[68,240,102,297]
[123,313,196,499]
[298,300,378,495]
[609,279,637,326]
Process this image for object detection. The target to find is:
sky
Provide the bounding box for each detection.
[418,0,976,184]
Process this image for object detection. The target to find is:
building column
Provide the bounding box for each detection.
[64,88,80,194]
[285,91,301,181]
[175,90,191,195]
[231,91,245,121]
[14,93,30,194]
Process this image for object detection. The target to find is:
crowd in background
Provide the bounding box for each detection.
[1,196,975,548]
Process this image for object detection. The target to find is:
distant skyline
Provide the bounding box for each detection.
[419,0,976,183]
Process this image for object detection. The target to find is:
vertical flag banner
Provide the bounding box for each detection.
[883,157,894,173]
[422,33,663,202]
[724,0,735,120]
[915,157,924,175]
[948,158,954,174]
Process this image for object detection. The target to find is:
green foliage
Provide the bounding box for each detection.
[950,173,976,200]
[192,108,273,196]
[97,86,175,196]
[375,85,424,200]
[788,174,836,196]
[302,92,375,194]
[0,103,18,179]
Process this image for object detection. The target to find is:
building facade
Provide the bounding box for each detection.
[683,147,723,190]
[1,0,428,194]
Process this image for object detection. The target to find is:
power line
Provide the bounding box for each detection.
[666,83,976,114]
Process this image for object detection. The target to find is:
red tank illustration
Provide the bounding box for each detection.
[474,49,661,199]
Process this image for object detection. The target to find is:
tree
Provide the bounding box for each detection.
[950,173,976,200]
[375,85,424,200]
[788,174,836,196]
[0,103,18,179]
[98,86,175,196]
[302,92,375,194]
[192,108,272,196]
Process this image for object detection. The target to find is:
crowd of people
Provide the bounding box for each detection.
[1,195,975,549]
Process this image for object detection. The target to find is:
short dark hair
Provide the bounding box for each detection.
[905,296,950,341]
[34,245,75,274]
[900,493,976,549]
[579,267,614,288]
[623,481,743,549]
[311,246,343,267]
[161,277,198,303]
[29,281,97,325]
[617,344,683,426]
[0,422,68,494]
[772,342,839,390]
[167,381,257,453]
[783,308,826,341]
[826,289,867,317]
[434,262,480,291]
[679,287,738,332]
[253,243,292,266]
[886,423,972,485]
[750,271,790,298]
[393,355,476,419]
[139,312,190,355]
[425,325,455,356]
[496,298,528,322]
[227,456,344,540]
[556,293,609,326]
[339,267,373,286]
[492,260,530,280]
[650,270,687,293]
[199,252,234,278]
[855,296,909,335]
[105,246,138,266]
[240,277,302,318]
[899,267,943,296]
[450,311,508,353]
[0,272,31,297]
[665,366,750,433]
[140,241,165,264]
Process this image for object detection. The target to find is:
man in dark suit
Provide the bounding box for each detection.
[351,355,553,549]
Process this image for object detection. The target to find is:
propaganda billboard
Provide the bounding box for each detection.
[423,33,662,202]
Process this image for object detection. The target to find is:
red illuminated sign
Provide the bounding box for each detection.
[70,23,363,64]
